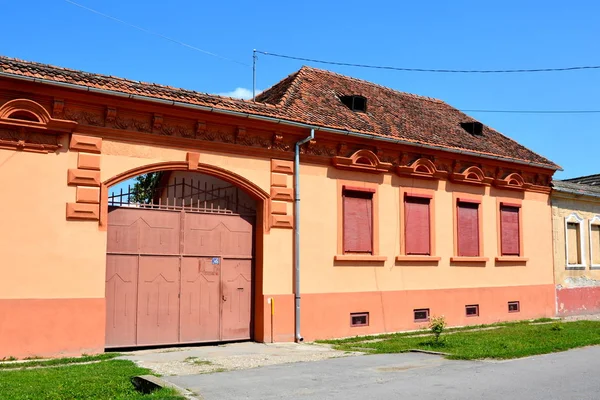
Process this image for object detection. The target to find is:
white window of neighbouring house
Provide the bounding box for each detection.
[565,213,585,269]
[590,216,600,268]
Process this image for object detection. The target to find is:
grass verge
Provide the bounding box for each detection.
[322,320,600,360]
[0,359,184,399]
[0,353,120,370]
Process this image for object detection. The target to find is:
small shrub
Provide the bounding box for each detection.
[429,315,447,342]
[551,322,564,331]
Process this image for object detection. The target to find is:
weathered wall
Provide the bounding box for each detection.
[552,195,600,315]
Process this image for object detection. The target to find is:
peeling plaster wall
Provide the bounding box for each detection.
[552,194,600,315]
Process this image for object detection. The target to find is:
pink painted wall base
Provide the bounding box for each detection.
[0,298,105,359]
[258,284,555,343]
[556,287,600,316]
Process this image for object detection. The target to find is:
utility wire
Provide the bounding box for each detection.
[461,109,600,114]
[256,50,600,74]
[64,0,249,66]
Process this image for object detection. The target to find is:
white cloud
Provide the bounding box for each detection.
[217,87,261,100]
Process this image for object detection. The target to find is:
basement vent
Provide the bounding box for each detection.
[508,301,520,313]
[350,312,369,327]
[413,308,430,322]
[340,95,367,112]
[466,304,479,317]
[461,121,484,136]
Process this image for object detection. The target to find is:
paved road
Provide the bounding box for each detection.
[167,346,600,400]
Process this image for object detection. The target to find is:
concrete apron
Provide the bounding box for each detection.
[117,342,361,377]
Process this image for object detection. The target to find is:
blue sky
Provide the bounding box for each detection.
[2,0,599,183]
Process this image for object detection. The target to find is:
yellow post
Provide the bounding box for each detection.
[270,298,275,343]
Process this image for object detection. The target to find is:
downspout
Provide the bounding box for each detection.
[293,128,315,342]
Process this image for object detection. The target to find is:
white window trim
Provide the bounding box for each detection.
[565,212,586,269]
[589,215,600,269]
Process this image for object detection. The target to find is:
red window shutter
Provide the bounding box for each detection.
[500,206,520,256]
[457,202,479,257]
[343,191,373,253]
[405,197,430,255]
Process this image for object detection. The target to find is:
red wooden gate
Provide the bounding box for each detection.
[105,207,253,348]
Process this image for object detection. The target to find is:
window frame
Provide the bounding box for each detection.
[508,301,520,313]
[589,215,600,269]
[413,308,430,322]
[451,193,487,263]
[397,188,440,263]
[335,180,386,263]
[465,304,479,317]
[565,212,586,269]
[350,312,369,327]
[495,198,528,263]
[499,203,521,256]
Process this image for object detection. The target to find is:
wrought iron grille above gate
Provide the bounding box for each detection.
[108,174,256,216]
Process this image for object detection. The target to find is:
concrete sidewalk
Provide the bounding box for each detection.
[118,342,360,376]
[165,346,600,400]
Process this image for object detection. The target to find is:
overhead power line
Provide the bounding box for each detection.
[64,0,249,66]
[255,50,600,74]
[462,109,600,114]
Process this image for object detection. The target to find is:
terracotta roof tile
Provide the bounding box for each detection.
[258,66,558,168]
[0,56,558,169]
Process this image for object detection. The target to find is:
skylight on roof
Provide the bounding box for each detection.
[340,95,367,112]
[461,121,483,136]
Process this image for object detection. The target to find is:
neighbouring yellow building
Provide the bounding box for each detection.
[552,175,600,315]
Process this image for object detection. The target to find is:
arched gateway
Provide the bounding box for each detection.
[103,164,268,348]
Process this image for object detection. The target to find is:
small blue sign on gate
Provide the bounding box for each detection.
[212,257,220,265]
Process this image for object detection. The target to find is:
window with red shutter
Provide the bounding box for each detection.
[457,201,480,257]
[405,196,431,255]
[343,189,373,253]
[500,205,520,256]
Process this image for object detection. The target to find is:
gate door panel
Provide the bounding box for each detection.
[105,255,138,347]
[221,259,252,341]
[183,213,253,257]
[136,256,180,346]
[180,257,220,343]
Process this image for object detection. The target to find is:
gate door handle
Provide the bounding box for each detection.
[222,295,227,302]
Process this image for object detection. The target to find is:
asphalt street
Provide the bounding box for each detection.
[167,346,600,400]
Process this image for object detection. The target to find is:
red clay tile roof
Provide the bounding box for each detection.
[0,56,280,116]
[0,56,558,169]
[257,67,558,169]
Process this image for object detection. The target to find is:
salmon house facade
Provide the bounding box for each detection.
[0,57,558,358]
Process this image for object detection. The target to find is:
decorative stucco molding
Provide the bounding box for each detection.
[0,99,77,153]
[332,149,392,173]
[270,159,294,229]
[451,165,494,185]
[494,172,526,191]
[565,212,586,269]
[396,157,446,179]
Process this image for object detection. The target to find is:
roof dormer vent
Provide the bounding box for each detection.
[340,95,367,112]
[461,121,484,136]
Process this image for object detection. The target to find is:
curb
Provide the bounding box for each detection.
[132,375,202,399]
[408,349,450,356]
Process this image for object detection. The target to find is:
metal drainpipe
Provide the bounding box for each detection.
[293,128,315,342]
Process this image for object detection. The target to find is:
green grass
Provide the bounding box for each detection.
[322,320,600,360]
[0,353,120,370]
[0,359,184,400]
